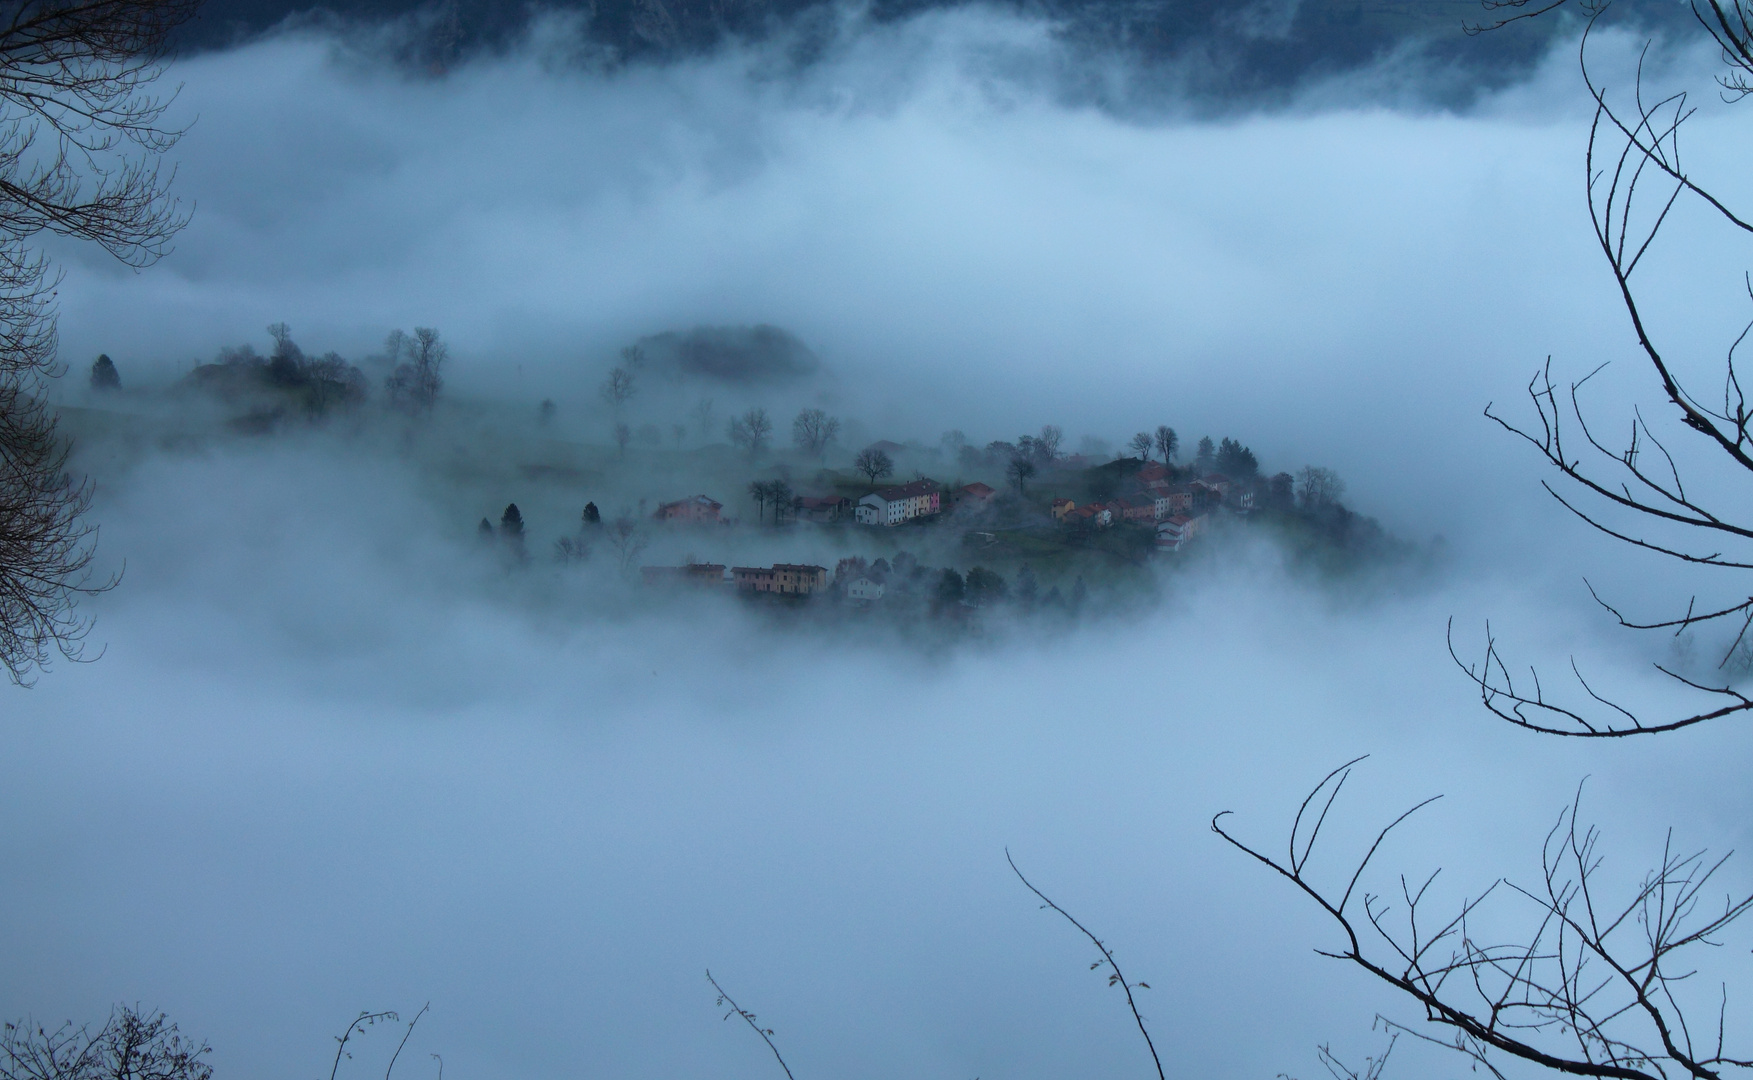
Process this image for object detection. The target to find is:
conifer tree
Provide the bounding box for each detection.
[89,354,119,391]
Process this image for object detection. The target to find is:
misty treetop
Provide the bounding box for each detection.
[89,354,120,391]
[176,323,452,429]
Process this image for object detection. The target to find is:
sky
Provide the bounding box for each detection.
[6,5,1753,1079]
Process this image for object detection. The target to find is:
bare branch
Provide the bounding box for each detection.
[706,971,795,1080]
[1007,848,1166,1080]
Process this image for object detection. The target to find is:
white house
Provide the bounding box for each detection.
[847,577,885,601]
[856,480,941,526]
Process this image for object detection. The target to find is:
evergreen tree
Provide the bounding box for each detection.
[1216,437,1259,479]
[1015,564,1039,606]
[477,517,494,540]
[965,566,1008,606]
[935,568,966,609]
[499,503,527,562]
[583,502,601,525]
[1194,436,1216,474]
[1071,576,1088,611]
[89,354,119,390]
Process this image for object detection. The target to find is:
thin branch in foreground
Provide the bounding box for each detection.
[1006,847,1166,1080]
[1215,763,1753,1080]
[1278,1020,1398,1080]
[706,970,796,1080]
[329,1010,399,1080]
[384,1003,429,1079]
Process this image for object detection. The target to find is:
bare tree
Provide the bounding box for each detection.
[1128,432,1153,460]
[599,366,636,412]
[0,0,199,685]
[727,408,772,459]
[853,447,893,489]
[692,397,715,441]
[1296,466,1344,510]
[1007,454,1036,496]
[385,327,446,414]
[766,479,793,524]
[792,407,839,458]
[1036,424,1063,461]
[746,479,768,524]
[1,1004,212,1080]
[554,534,589,564]
[1154,425,1178,463]
[1215,761,1752,1080]
[614,422,631,457]
[605,516,647,576]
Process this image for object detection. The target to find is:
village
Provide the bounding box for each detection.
[621,447,1317,610]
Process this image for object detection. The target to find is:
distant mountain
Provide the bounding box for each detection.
[172,0,1689,107]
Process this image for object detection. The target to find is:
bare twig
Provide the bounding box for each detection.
[384,1003,428,1080]
[706,970,795,1080]
[329,1010,399,1080]
[1006,848,1166,1080]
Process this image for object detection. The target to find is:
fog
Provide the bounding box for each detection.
[6,7,1753,1079]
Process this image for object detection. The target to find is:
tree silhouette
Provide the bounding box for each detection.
[88,354,119,391]
[854,447,894,489]
[792,408,840,458]
[0,0,200,683]
[727,408,773,459]
[385,327,446,414]
[1,1005,212,1080]
[934,568,965,610]
[1154,425,1178,463]
[599,366,635,412]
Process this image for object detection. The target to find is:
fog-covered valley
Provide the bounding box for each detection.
[4,5,1753,1079]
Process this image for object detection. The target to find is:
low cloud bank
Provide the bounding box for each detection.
[0,440,1747,1078]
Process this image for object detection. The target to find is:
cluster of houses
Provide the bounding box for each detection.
[639,559,902,604]
[1048,464,1246,551]
[646,464,1250,553]
[653,480,998,528]
[640,561,831,595]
